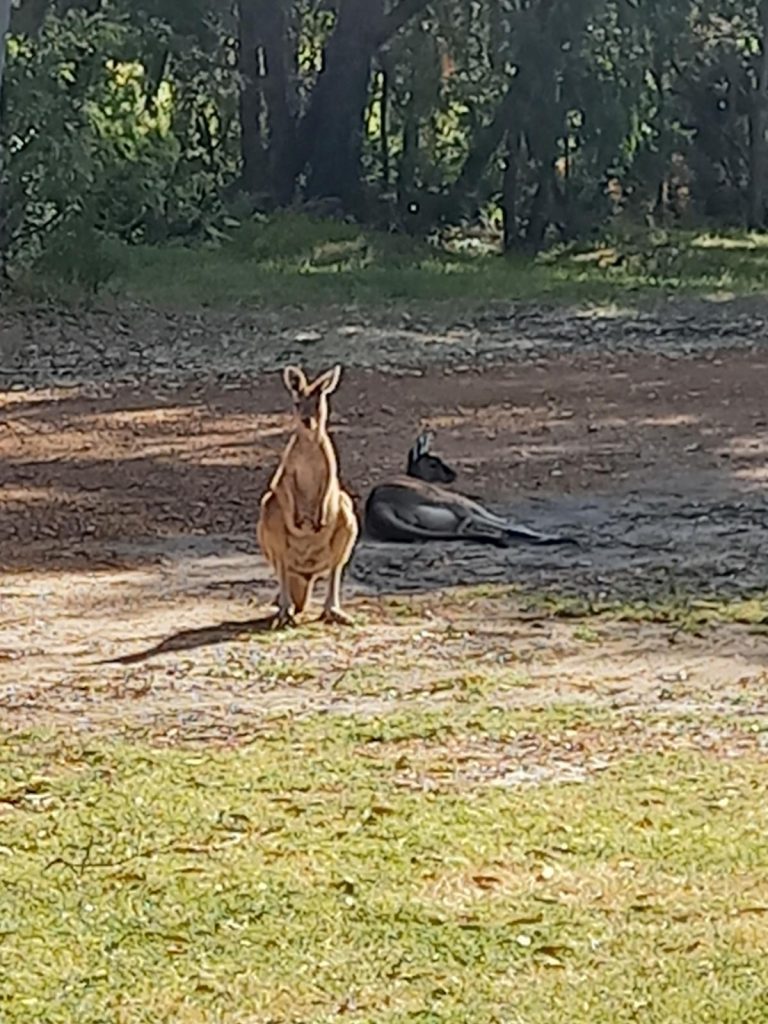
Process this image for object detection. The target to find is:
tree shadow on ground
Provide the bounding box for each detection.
[2,356,767,574]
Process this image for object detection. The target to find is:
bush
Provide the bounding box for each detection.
[33,213,126,294]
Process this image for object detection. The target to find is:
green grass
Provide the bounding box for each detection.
[518,589,768,634]
[2,704,767,1024]
[418,583,768,634]
[114,220,768,309]
[22,212,768,309]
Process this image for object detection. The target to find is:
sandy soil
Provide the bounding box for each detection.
[1,306,766,738]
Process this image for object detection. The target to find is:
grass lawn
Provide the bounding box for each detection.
[22,213,768,308]
[116,223,768,309]
[2,701,767,1024]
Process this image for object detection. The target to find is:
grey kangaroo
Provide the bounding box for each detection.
[364,431,578,548]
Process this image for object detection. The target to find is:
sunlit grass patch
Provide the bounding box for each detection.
[18,211,768,309]
[45,215,761,311]
[1,706,767,1024]
[516,588,768,633]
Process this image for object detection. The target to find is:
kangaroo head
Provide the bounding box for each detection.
[282,364,342,435]
[407,430,457,483]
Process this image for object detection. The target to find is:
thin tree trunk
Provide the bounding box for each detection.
[445,86,516,216]
[0,0,11,277]
[236,0,297,204]
[237,0,265,197]
[0,0,11,94]
[379,66,390,187]
[501,132,519,253]
[11,0,54,36]
[397,92,419,225]
[257,0,295,204]
[748,0,768,228]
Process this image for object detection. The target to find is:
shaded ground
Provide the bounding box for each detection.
[1,300,767,737]
[3,294,768,389]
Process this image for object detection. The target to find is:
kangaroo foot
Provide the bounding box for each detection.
[271,607,296,630]
[318,607,353,626]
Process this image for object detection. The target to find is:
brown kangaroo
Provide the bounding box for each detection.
[257,364,359,628]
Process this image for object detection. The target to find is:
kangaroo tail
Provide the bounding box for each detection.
[501,526,580,547]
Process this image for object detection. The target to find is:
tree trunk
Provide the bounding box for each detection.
[445,86,516,217]
[301,0,384,209]
[10,0,51,37]
[0,0,12,276]
[0,0,11,93]
[237,0,266,198]
[237,0,298,205]
[257,0,295,204]
[379,65,390,187]
[397,91,419,227]
[297,0,429,211]
[748,0,768,229]
[501,132,519,252]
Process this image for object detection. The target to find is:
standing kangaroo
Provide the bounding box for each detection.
[258,365,359,628]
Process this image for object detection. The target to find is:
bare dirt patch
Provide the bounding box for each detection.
[1,306,767,738]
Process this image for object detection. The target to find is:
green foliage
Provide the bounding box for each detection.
[4,0,768,288]
[1,2,237,280]
[2,11,122,263]
[34,211,125,293]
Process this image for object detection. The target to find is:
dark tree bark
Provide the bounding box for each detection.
[237,0,266,197]
[397,89,419,216]
[379,65,390,187]
[445,86,516,214]
[237,0,297,204]
[0,0,12,275]
[235,0,428,211]
[300,0,385,208]
[748,0,768,228]
[298,0,429,209]
[501,132,519,252]
[0,0,10,89]
[258,0,295,203]
[10,0,51,37]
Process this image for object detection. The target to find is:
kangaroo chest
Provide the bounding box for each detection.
[285,444,335,524]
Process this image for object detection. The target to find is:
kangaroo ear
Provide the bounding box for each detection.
[408,431,428,467]
[283,365,307,398]
[416,430,433,457]
[313,364,342,395]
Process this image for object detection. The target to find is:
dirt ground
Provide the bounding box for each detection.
[1,307,767,738]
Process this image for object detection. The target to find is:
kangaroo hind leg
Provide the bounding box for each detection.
[272,561,296,629]
[289,574,314,614]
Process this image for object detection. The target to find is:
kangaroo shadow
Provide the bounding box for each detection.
[101,613,277,666]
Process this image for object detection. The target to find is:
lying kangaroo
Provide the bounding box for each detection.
[364,431,578,548]
[258,364,359,627]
